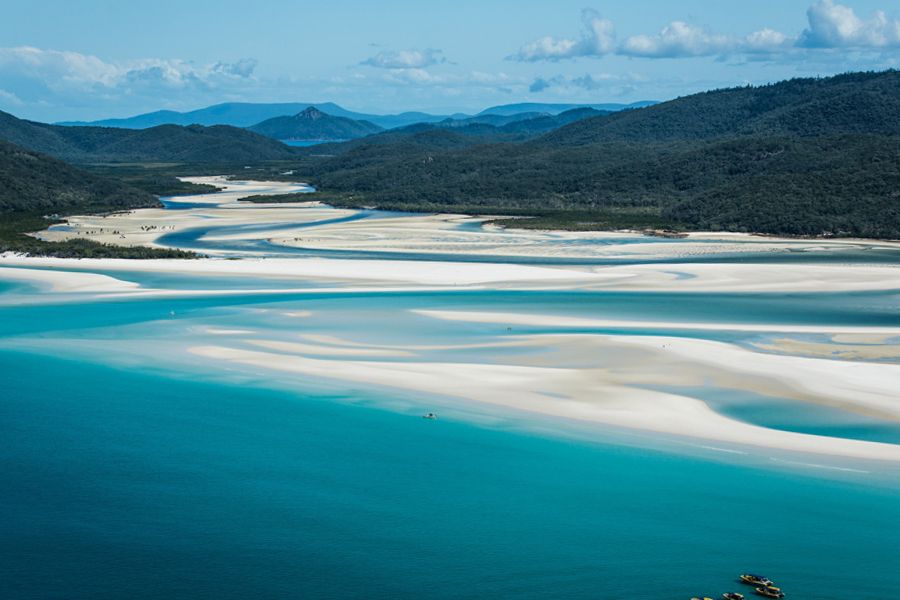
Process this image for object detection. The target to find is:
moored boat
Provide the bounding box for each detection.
[740,574,774,587]
[754,586,785,598]
[723,593,745,600]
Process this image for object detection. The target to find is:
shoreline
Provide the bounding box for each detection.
[1,177,898,466]
[24,176,900,261]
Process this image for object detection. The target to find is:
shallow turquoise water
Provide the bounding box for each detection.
[3,200,900,599]
[2,350,898,600]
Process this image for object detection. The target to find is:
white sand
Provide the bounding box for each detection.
[3,177,899,464]
[585,262,900,293]
[28,175,900,266]
[248,339,413,358]
[0,256,611,288]
[602,334,900,421]
[190,343,900,462]
[0,266,140,294]
[2,256,898,296]
[750,337,900,361]
[414,310,900,420]
[412,309,900,335]
[272,211,900,260]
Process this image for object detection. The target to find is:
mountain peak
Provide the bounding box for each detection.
[249,106,383,141]
[297,107,326,120]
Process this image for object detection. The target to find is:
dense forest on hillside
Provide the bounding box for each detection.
[0,111,296,163]
[2,70,899,251]
[282,71,900,238]
[0,140,158,212]
[0,140,197,257]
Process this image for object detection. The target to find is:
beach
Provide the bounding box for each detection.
[2,177,899,465]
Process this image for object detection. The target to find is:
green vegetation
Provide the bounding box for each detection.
[0,140,159,212]
[0,110,297,163]
[278,70,900,238]
[0,141,198,258]
[240,192,316,204]
[2,70,899,249]
[0,211,197,258]
[485,209,678,233]
[82,164,220,196]
[239,189,679,232]
[249,107,383,141]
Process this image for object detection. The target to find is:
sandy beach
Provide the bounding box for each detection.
[32,176,900,263]
[188,337,900,462]
[3,177,899,464]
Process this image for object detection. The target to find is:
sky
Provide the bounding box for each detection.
[1,0,899,121]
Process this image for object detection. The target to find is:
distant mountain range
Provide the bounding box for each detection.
[248,107,383,141]
[475,102,655,116]
[57,102,453,130]
[1,101,614,162]
[0,110,296,163]
[56,101,656,131]
[313,107,610,151]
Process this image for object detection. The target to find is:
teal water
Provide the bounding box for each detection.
[3,194,900,598]
[2,350,899,600]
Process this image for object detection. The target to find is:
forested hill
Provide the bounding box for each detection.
[541,70,900,145]
[0,139,200,258]
[249,107,383,141]
[292,70,900,239]
[0,111,297,163]
[0,139,157,212]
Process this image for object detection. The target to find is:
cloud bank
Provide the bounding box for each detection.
[799,0,900,48]
[0,47,257,91]
[0,46,259,119]
[361,48,446,69]
[512,1,900,61]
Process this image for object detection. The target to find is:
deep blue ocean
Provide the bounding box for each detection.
[2,349,899,600]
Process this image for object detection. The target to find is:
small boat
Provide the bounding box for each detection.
[690,597,714,600]
[422,412,438,420]
[740,575,774,587]
[754,587,785,599]
[723,594,745,600]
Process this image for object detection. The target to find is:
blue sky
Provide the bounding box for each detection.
[2,0,899,121]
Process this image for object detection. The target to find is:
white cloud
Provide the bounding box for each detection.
[512,9,615,61]
[745,29,791,52]
[512,2,900,62]
[0,46,257,97]
[382,67,447,84]
[361,48,446,69]
[799,0,900,48]
[0,46,119,88]
[621,22,792,58]
[620,22,733,58]
[0,46,259,118]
